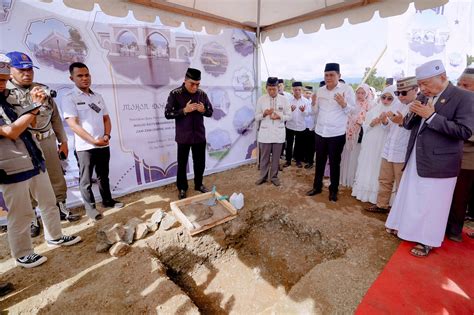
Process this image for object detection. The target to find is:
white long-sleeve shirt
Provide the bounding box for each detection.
[286,96,310,131]
[381,101,411,163]
[255,94,291,143]
[314,82,355,137]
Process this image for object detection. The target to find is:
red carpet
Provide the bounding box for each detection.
[356,230,474,314]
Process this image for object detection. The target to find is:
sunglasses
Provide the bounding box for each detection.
[394,87,415,96]
[381,95,394,101]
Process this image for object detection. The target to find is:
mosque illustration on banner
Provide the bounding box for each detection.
[92,20,196,87]
[200,41,229,77]
[208,87,231,120]
[24,18,88,71]
[232,30,255,57]
[0,0,13,23]
[206,129,232,160]
[232,67,254,99]
[233,106,255,135]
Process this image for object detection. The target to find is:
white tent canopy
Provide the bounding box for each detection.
[42,0,448,41]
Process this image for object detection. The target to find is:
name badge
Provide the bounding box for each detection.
[88,102,102,113]
[77,102,86,105]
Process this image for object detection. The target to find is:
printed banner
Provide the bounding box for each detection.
[0,0,258,215]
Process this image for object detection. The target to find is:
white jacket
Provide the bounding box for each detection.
[255,94,291,143]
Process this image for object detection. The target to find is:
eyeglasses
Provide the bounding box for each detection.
[381,96,393,101]
[394,87,415,96]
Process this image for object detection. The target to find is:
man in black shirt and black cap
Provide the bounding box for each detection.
[165,68,213,199]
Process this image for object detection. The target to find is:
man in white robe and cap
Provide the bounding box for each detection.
[385,60,474,257]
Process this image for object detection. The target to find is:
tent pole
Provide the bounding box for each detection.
[256,0,262,169]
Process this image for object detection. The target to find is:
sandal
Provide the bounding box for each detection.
[385,228,398,236]
[410,243,432,257]
[365,205,389,213]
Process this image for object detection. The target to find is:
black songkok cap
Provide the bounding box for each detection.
[319,80,326,87]
[324,63,340,72]
[338,79,345,83]
[185,68,201,80]
[386,77,394,85]
[292,81,303,87]
[277,78,284,84]
[266,77,279,86]
[305,85,313,91]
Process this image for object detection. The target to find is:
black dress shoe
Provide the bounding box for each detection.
[194,185,209,193]
[31,221,41,238]
[329,192,338,202]
[0,282,14,297]
[306,188,322,196]
[179,190,187,199]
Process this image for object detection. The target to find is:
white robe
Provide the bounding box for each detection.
[351,104,392,203]
[385,139,457,247]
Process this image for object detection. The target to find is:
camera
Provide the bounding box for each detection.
[42,86,57,98]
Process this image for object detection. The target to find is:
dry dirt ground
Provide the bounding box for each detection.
[0,163,400,314]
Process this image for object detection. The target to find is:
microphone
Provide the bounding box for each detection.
[405,93,428,123]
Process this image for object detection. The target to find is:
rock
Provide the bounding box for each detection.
[122,225,135,244]
[147,222,159,232]
[150,209,165,224]
[96,242,112,253]
[97,223,125,245]
[160,214,179,231]
[126,217,144,229]
[109,241,131,257]
[134,222,149,240]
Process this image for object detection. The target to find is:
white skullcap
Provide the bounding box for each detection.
[0,54,11,75]
[415,60,446,80]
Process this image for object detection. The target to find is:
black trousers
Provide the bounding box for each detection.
[303,128,315,164]
[77,147,112,216]
[446,168,474,236]
[285,128,304,163]
[177,142,206,191]
[313,134,346,193]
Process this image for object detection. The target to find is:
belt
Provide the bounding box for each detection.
[34,129,54,141]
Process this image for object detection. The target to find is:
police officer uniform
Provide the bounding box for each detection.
[0,55,80,267]
[5,51,78,223]
[165,68,213,199]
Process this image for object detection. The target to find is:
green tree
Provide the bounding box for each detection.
[362,67,385,91]
[467,54,473,66]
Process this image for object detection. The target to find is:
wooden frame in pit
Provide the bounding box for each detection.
[170,191,238,236]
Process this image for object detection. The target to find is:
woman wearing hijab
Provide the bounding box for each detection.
[340,83,373,187]
[352,86,397,203]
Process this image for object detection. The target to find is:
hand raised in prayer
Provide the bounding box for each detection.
[379,112,389,125]
[270,112,281,120]
[184,100,197,114]
[410,101,435,119]
[196,102,206,113]
[334,93,347,108]
[291,104,297,112]
[370,117,380,127]
[387,111,404,125]
[299,105,305,112]
[263,108,274,117]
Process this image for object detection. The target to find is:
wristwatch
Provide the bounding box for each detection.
[104,134,111,139]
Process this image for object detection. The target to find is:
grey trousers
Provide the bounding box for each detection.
[0,171,62,258]
[259,143,283,182]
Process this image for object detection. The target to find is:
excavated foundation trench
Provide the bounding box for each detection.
[148,201,348,314]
